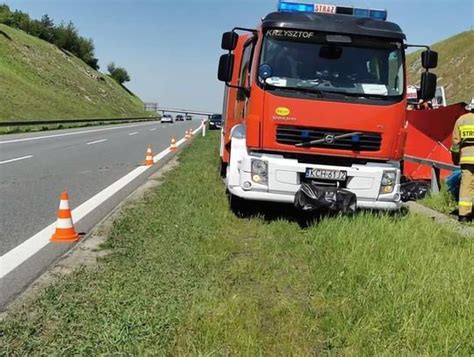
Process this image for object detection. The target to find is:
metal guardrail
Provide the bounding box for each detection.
[155,107,215,117]
[0,116,159,127]
[404,155,459,194]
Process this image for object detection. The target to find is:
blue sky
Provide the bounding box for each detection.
[3,0,473,112]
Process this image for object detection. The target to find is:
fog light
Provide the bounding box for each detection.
[243,181,252,190]
[251,159,268,185]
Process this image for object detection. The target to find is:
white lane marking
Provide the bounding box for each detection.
[0,155,33,165]
[86,139,108,145]
[128,132,138,136]
[0,122,158,145]
[150,128,157,131]
[0,124,204,279]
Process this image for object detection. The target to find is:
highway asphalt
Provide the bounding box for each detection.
[0,120,200,309]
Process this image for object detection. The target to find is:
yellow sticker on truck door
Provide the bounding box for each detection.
[275,107,290,116]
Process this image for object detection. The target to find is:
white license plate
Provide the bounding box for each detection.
[315,4,337,14]
[305,168,347,181]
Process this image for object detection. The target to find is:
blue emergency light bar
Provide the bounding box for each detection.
[278,1,387,21]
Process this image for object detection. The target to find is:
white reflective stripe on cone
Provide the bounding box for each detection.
[59,200,70,210]
[56,218,74,229]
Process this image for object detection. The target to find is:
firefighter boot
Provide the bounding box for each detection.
[458,165,473,221]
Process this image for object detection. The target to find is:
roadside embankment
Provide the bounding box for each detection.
[0,24,148,121]
[1,133,472,355]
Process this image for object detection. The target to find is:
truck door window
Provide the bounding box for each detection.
[238,41,254,100]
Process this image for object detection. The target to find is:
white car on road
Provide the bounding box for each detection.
[161,114,174,123]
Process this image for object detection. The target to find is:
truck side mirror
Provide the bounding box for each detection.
[218,54,234,82]
[420,72,437,100]
[421,50,438,69]
[221,31,238,51]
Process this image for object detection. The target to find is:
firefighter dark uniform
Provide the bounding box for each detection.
[451,100,474,222]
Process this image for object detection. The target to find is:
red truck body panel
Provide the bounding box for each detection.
[255,89,407,161]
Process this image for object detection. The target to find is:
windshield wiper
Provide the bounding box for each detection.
[295,131,363,148]
[322,90,390,100]
[265,82,393,100]
[271,85,325,97]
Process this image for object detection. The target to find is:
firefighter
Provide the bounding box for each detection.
[451,98,474,222]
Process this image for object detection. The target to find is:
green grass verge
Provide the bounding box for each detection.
[1,133,472,355]
[421,185,474,227]
[422,186,457,215]
[0,24,147,121]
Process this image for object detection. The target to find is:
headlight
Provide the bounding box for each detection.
[380,171,396,194]
[251,159,268,185]
[231,124,246,139]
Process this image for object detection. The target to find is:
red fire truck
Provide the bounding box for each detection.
[217,1,438,211]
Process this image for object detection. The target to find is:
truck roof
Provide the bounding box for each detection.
[261,11,405,40]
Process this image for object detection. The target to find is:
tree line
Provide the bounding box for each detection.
[0,4,99,69]
[0,4,130,84]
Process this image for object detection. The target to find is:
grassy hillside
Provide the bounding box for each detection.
[407,30,473,104]
[0,24,148,121]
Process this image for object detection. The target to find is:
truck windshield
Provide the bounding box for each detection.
[260,30,404,99]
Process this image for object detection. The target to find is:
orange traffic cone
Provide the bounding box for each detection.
[170,137,177,151]
[185,130,190,140]
[50,192,79,243]
[144,145,154,166]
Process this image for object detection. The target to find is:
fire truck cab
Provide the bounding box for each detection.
[217,1,438,211]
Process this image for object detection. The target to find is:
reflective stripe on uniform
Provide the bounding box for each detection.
[460,125,474,139]
[460,146,474,163]
[459,201,473,207]
[460,156,474,164]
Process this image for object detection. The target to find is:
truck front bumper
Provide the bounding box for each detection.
[227,151,402,211]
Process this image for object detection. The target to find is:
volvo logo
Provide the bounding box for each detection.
[324,134,335,144]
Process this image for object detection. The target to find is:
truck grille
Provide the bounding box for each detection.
[276,125,382,151]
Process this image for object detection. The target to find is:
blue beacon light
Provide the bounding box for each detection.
[278,1,315,13]
[278,1,387,21]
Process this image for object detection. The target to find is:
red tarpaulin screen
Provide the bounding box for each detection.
[404,103,467,180]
